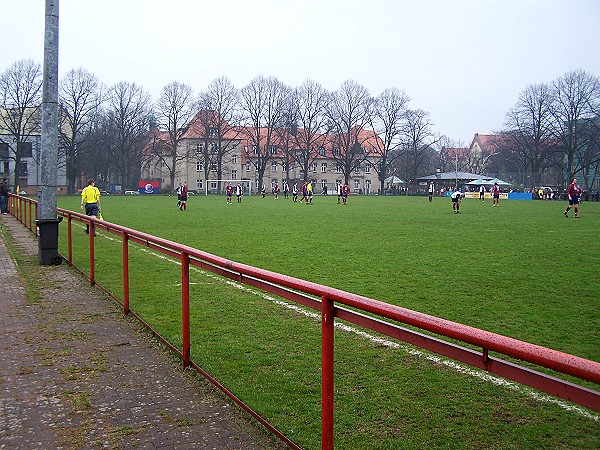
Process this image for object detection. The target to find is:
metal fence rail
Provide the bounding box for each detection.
[8,194,600,450]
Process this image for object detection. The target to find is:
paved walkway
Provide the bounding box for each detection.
[0,214,280,449]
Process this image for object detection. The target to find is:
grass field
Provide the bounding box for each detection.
[56,193,600,449]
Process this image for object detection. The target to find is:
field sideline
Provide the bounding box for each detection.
[56,194,600,449]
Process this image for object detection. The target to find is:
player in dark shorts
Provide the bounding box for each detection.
[564,177,580,218]
[225,182,234,204]
[451,189,463,214]
[492,183,500,207]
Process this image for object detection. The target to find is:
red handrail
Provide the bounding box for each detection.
[7,196,600,450]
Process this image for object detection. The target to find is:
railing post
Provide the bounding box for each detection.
[321,295,334,450]
[181,251,191,368]
[89,220,95,285]
[67,213,73,266]
[122,232,130,315]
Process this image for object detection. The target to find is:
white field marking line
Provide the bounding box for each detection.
[93,227,599,422]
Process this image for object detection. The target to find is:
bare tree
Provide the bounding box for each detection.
[500,83,558,186]
[550,69,599,183]
[0,59,43,190]
[398,109,440,187]
[59,68,104,193]
[105,81,151,189]
[153,81,196,190]
[368,87,410,193]
[239,75,290,189]
[197,76,242,192]
[288,79,330,182]
[325,80,371,184]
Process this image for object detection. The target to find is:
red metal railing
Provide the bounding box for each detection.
[7,195,600,450]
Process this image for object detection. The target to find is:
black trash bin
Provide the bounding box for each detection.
[36,217,63,265]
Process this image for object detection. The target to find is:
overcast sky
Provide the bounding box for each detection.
[2,0,599,145]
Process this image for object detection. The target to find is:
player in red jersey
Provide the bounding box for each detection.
[492,183,500,207]
[225,182,234,204]
[341,183,350,205]
[564,177,581,218]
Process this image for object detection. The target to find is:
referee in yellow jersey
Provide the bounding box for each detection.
[80,179,101,235]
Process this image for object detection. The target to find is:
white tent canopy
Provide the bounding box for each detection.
[466,178,511,186]
[384,176,406,184]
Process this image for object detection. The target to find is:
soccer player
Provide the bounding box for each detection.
[451,189,463,214]
[273,182,280,200]
[300,182,308,204]
[492,183,500,207]
[292,183,299,202]
[80,179,101,234]
[179,182,188,211]
[479,184,485,202]
[283,180,289,199]
[176,182,183,207]
[336,181,342,204]
[225,182,233,204]
[236,183,243,203]
[564,177,581,218]
[428,182,434,202]
[307,180,313,204]
[261,183,266,198]
[341,183,350,205]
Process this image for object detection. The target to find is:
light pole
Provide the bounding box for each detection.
[37,0,62,265]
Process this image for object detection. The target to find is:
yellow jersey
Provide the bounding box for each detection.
[81,185,100,204]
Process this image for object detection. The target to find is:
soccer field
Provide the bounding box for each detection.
[57,194,600,449]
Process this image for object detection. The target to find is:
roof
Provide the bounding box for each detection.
[417,171,494,181]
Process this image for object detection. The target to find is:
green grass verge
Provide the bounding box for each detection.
[55,194,600,449]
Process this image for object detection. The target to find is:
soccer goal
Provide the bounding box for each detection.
[204,179,253,196]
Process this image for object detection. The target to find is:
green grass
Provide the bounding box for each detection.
[55,194,600,449]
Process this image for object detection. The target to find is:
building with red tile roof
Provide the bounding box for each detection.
[141,113,383,195]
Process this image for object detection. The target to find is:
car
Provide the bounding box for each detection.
[124,190,140,195]
[99,190,109,195]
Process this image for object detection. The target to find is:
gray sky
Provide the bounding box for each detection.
[2,0,599,145]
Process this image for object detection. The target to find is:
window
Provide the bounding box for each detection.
[365,179,371,194]
[365,164,371,174]
[321,163,327,173]
[354,165,360,175]
[333,147,340,157]
[252,145,258,154]
[336,165,343,173]
[209,127,218,137]
[321,179,327,190]
[244,145,248,154]
[18,141,32,157]
[246,162,251,171]
[318,146,325,156]
[231,170,237,180]
[197,179,203,190]
[271,162,278,172]
[0,143,9,159]
[354,179,360,189]
[196,161,203,172]
[232,155,238,164]
[300,171,305,180]
[211,180,217,189]
[196,143,203,154]
[311,163,317,173]
[20,161,28,176]
[270,145,277,155]
[210,143,217,154]
[210,163,217,172]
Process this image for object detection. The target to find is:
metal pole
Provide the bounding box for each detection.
[39,0,59,220]
[37,0,62,265]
